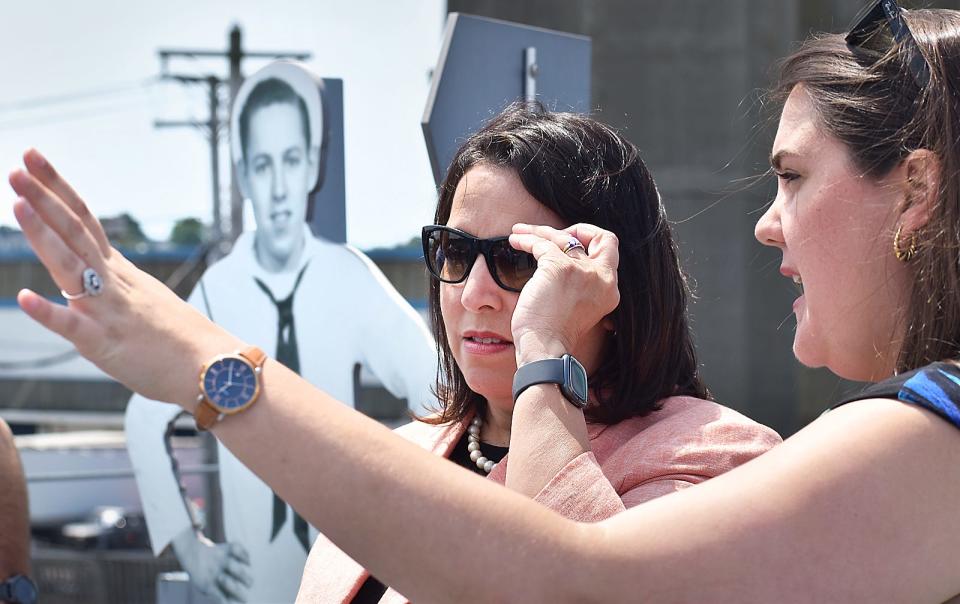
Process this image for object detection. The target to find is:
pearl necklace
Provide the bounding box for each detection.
[467,416,497,474]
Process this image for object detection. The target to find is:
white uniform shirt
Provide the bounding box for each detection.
[125,228,437,602]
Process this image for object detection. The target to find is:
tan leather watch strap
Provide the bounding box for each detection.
[194,400,220,431]
[239,345,267,369]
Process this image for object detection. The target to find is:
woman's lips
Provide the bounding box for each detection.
[462,333,513,355]
[780,266,804,313]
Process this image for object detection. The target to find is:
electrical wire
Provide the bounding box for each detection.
[0,77,160,115]
[0,98,153,132]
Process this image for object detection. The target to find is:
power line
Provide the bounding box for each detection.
[0,77,160,115]
[0,97,152,132]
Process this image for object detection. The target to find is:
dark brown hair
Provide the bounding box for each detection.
[773,9,960,373]
[423,103,709,426]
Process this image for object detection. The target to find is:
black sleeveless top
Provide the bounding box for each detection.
[833,362,960,429]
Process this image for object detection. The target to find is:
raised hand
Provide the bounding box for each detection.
[8,149,240,409]
[507,222,620,363]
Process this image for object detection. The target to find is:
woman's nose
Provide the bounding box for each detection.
[755,197,784,248]
[459,255,504,312]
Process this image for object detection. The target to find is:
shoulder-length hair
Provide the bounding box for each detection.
[773,9,960,374]
[423,102,709,426]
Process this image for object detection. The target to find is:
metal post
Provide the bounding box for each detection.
[207,77,222,245]
[524,46,538,103]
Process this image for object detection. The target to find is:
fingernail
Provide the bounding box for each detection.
[9,169,30,188]
[28,149,46,167]
[17,289,37,313]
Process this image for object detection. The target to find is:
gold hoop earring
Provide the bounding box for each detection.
[893,225,918,262]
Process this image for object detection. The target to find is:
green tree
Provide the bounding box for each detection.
[101,213,148,248]
[170,218,205,246]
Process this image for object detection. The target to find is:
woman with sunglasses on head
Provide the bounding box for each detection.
[10,1,960,600]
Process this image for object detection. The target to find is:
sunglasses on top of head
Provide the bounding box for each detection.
[846,0,931,88]
[421,225,537,293]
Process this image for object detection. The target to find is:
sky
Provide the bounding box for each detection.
[0,0,446,249]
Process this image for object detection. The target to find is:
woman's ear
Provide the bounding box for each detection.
[899,149,940,234]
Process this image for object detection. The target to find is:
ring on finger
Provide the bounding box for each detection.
[61,267,104,300]
[561,237,586,256]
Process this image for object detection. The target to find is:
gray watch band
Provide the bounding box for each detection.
[513,358,566,402]
[512,354,589,408]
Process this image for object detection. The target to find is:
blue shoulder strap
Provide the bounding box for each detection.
[833,362,960,429]
[899,363,960,427]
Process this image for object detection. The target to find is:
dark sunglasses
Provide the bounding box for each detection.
[846,0,931,88]
[421,225,537,293]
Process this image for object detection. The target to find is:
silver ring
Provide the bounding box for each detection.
[561,237,586,256]
[61,267,104,301]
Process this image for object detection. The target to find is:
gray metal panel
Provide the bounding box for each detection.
[422,13,591,185]
[308,78,346,244]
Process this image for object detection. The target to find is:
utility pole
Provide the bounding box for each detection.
[228,28,244,242]
[155,26,310,247]
[155,75,224,244]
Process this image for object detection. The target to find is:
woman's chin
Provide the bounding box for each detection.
[461,374,513,410]
[792,330,825,371]
[793,338,881,382]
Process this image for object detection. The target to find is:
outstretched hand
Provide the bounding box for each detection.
[8,149,241,409]
[508,222,620,364]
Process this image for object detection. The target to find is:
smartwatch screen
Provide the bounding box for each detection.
[565,355,589,406]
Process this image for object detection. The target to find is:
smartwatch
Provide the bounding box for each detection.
[512,354,589,409]
[195,346,267,431]
[0,575,38,604]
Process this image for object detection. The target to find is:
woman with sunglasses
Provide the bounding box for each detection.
[10,1,960,600]
[297,106,778,601]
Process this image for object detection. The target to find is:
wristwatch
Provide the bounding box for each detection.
[512,353,589,409]
[0,575,37,604]
[195,346,267,431]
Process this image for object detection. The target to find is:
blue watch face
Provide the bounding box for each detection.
[203,356,259,412]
